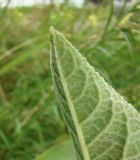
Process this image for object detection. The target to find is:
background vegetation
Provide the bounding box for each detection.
[0,1,140,159]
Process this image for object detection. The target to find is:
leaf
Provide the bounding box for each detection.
[36,139,76,160]
[50,27,140,160]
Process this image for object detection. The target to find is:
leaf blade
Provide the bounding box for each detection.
[36,139,76,160]
[50,27,140,160]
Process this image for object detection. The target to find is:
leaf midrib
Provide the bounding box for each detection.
[53,40,90,160]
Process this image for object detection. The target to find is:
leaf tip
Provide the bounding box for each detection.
[49,26,61,40]
[49,26,55,34]
[49,26,55,41]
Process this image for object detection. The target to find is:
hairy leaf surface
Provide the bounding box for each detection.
[50,27,140,160]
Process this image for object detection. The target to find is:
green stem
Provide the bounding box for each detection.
[101,0,114,40]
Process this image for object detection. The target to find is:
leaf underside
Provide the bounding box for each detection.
[50,27,140,160]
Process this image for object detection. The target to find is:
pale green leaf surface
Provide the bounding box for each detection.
[36,140,76,160]
[50,27,140,160]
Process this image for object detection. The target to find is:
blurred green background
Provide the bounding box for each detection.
[0,0,140,159]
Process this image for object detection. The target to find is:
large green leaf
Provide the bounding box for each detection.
[50,27,140,160]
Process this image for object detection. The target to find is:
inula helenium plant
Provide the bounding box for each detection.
[50,27,140,160]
